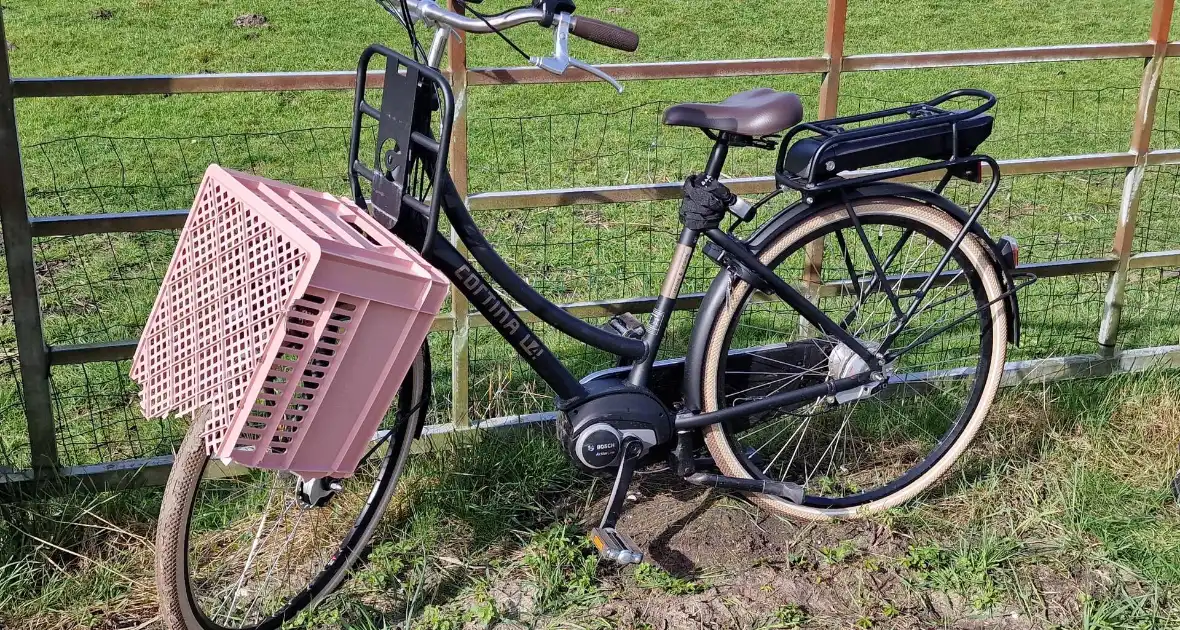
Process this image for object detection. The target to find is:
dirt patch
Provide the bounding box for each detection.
[34,258,69,279]
[90,8,114,20]
[232,13,269,28]
[4,41,14,52]
[531,470,1043,629]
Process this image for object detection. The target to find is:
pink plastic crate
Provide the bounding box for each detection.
[131,165,449,478]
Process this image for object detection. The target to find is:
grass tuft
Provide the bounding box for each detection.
[521,523,602,614]
[902,535,1022,611]
[755,604,809,629]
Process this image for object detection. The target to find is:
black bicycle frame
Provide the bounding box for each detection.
[391,157,881,422]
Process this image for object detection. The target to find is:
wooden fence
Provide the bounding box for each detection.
[2,0,1180,496]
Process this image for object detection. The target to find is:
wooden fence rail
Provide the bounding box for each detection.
[0,0,1177,496]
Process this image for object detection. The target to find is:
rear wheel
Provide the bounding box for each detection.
[155,345,431,629]
[697,198,1008,520]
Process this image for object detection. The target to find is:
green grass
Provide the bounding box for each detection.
[3,372,1180,628]
[902,535,1023,611]
[1,2,1180,624]
[521,523,603,613]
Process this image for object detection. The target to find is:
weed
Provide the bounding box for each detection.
[814,475,861,496]
[898,544,944,571]
[756,604,809,629]
[820,540,857,565]
[359,539,418,591]
[288,601,389,630]
[522,524,601,614]
[633,563,706,595]
[467,579,499,626]
[413,604,465,630]
[786,551,816,571]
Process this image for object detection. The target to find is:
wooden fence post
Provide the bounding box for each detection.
[0,9,59,476]
[1098,0,1173,356]
[447,1,472,427]
[801,0,847,334]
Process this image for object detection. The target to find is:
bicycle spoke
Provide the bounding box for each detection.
[841,228,914,329]
[222,478,291,623]
[763,412,814,476]
[243,506,306,622]
[806,404,856,485]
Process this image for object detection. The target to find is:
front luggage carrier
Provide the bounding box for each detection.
[348,43,455,254]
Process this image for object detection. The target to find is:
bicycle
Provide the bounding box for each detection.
[154,1,1031,627]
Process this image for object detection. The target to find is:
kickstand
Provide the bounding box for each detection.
[590,437,645,564]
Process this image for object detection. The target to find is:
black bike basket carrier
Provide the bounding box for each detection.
[348,44,455,253]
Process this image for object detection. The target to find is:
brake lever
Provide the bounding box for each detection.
[529,13,624,93]
[569,57,623,93]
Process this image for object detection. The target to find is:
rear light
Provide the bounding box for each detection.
[999,235,1019,268]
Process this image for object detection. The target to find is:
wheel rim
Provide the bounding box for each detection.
[710,209,994,509]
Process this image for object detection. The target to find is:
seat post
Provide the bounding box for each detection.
[703,134,731,181]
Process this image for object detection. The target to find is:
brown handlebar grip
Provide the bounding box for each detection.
[569,16,640,53]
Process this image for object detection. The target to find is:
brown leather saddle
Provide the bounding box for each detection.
[662,88,804,137]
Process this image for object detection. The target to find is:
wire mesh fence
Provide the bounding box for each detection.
[1123,266,1180,351]
[0,352,29,474]
[1122,165,1180,352]
[1137,164,1180,255]
[22,127,357,219]
[466,88,1143,195]
[0,227,31,474]
[4,88,1180,469]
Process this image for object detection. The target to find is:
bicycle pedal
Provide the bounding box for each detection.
[590,527,644,565]
[602,313,647,339]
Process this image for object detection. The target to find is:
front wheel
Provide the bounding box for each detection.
[696,197,1008,520]
[155,345,431,629]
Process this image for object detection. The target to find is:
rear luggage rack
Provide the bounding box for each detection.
[775,89,998,193]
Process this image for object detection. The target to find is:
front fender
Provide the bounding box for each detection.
[682,183,1021,413]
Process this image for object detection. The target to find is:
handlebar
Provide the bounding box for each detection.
[401,0,638,49]
[392,0,637,91]
[569,15,639,52]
